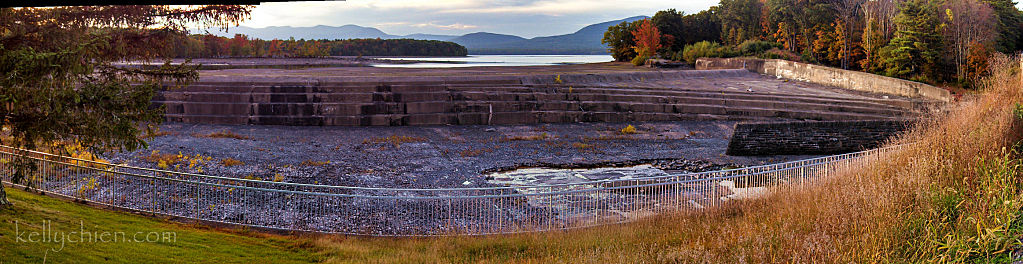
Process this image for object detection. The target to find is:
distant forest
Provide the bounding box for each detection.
[169,34,468,58]
[604,0,1023,87]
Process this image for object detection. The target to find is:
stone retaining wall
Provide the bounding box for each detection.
[155,69,919,126]
[695,58,952,102]
[726,120,913,155]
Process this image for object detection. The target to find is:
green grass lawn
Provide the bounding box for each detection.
[0,187,323,263]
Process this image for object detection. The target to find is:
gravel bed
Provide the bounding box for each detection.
[27,120,820,235]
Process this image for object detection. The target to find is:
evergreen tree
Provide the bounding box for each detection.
[0,6,251,207]
[718,0,765,45]
[879,0,944,80]
[982,0,1023,53]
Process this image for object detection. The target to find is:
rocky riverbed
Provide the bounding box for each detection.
[15,120,820,235]
[101,121,815,189]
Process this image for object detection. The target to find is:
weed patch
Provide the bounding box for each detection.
[300,160,331,166]
[620,125,637,134]
[220,158,244,167]
[363,135,426,147]
[195,130,250,140]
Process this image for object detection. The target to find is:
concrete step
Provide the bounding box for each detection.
[154,95,909,117]
[162,101,900,126]
[156,88,910,114]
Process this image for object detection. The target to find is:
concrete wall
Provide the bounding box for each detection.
[726,119,913,155]
[154,69,919,126]
[695,58,951,102]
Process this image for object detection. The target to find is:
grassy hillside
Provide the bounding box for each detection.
[0,188,323,263]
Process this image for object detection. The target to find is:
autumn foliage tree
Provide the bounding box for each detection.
[630,19,662,65]
[602,20,642,61]
[942,0,997,83]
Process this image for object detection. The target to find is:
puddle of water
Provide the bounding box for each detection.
[484,163,769,223]
[487,164,668,187]
[486,164,702,223]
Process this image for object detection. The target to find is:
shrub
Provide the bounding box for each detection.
[140,150,181,166]
[737,40,782,56]
[631,55,650,66]
[220,158,244,167]
[64,143,111,169]
[681,41,732,64]
[620,125,637,134]
[757,48,801,62]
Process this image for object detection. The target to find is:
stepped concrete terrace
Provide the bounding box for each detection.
[154,62,938,126]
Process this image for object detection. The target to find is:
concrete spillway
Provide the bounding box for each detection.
[154,69,928,126]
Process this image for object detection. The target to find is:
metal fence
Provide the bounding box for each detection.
[0,144,903,236]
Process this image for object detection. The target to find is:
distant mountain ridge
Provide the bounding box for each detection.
[466,16,648,55]
[195,16,648,55]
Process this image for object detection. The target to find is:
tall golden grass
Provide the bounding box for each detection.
[312,55,1023,263]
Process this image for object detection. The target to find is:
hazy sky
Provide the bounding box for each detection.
[225,0,720,38]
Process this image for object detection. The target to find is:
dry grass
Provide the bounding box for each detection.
[363,135,426,147]
[458,147,491,157]
[305,55,1023,263]
[140,127,174,139]
[139,150,182,167]
[502,132,551,141]
[220,158,244,167]
[139,150,213,172]
[300,160,331,166]
[196,130,251,140]
[571,142,594,150]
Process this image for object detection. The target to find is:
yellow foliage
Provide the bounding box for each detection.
[64,142,110,169]
[620,125,637,134]
[220,158,244,167]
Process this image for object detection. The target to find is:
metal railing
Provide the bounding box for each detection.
[0,144,903,236]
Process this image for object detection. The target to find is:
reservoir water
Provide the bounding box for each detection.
[373,54,614,68]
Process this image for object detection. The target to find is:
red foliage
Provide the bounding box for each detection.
[631,19,662,57]
[965,41,991,82]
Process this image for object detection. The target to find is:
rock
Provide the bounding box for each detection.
[462,181,472,185]
[485,128,496,132]
[644,59,687,68]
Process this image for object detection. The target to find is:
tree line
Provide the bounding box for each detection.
[603,0,1023,86]
[170,34,468,58]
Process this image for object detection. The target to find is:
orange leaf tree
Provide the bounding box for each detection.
[631,19,662,59]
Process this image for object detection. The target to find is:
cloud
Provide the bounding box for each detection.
[375,21,478,30]
[412,22,479,30]
[436,0,701,15]
[345,0,481,10]
[238,0,720,37]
